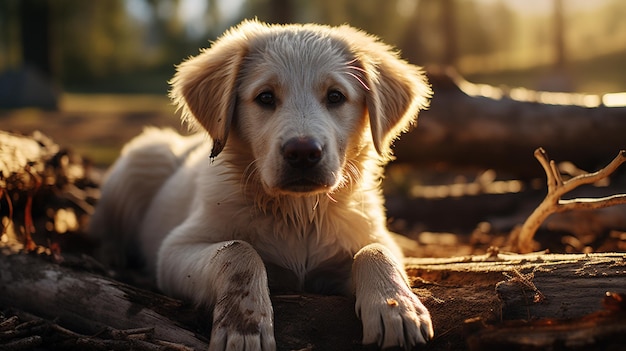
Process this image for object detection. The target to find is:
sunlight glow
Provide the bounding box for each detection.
[602,92,626,107]
[457,79,504,100]
[474,0,612,15]
[410,179,523,199]
[460,79,604,108]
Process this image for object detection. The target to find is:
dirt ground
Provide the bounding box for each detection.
[1,96,626,350]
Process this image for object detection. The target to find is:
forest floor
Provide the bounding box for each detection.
[1,95,625,350]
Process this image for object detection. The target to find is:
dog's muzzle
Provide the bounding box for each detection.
[282,137,323,169]
[278,137,333,193]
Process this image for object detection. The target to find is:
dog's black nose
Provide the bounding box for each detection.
[282,137,323,169]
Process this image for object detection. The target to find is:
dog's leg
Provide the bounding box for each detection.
[158,236,276,351]
[353,243,433,350]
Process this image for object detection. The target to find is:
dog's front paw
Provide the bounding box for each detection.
[357,283,433,350]
[208,291,276,351]
[353,243,433,350]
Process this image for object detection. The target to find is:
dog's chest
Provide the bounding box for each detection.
[245,209,366,295]
[258,233,354,295]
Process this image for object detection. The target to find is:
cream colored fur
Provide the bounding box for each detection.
[90,19,433,351]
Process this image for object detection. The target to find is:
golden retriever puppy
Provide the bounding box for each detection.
[90,19,433,350]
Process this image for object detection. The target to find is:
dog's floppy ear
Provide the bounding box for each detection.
[342,28,432,159]
[169,20,267,158]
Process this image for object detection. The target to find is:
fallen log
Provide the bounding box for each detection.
[1,251,625,350]
[406,251,626,320]
[465,305,626,351]
[0,253,364,351]
[394,68,626,178]
[407,251,626,350]
[0,253,210,350]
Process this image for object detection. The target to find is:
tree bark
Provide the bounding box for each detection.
[0,253,209,349]
[406,251,626,320]
[0,253,363,351]
[1,252,625,350]
[407,251,626,350]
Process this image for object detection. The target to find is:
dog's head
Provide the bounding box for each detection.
[170,20,431,197]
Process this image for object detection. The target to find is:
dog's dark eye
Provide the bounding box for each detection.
[327,90,345,105]
[256,92,275,107]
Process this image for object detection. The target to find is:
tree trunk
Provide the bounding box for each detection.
[20,0,54,77]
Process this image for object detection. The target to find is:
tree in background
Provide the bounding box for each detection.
[20,0,55,78]
[0,0,624,95]
[0,0,59,109]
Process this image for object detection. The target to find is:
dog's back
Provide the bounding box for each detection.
[89,128,203,267]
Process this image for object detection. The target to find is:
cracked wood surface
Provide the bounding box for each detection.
[1,252,625,350]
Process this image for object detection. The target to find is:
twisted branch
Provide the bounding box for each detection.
[511,148,626,253]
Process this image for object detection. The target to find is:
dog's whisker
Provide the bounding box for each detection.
[325,193,338,203]
[344,72,370,91]
[312,196,320,211]
[241,159,262,195]
[346,64,367,73]
[344,160,363,190]
[241,160,256,187]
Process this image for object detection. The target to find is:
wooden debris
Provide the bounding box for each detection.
[0,309,196,351]
[494,253,626,320]
[408,252,626,350]
[509,148,626,253]
[0,130,99,256]
[466,292,626,351]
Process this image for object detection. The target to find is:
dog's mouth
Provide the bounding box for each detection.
[273,171,339,195]
[279,178,331,194]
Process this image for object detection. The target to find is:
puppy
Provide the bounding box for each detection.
[90,19,433,350]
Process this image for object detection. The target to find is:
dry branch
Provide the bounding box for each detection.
[0,310,197,351]
[510,148,626,253]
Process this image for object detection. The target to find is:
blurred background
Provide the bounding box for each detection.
[2,0,626,96]
[1,0,625,255]
[1,0,625,157]
[1,1,625,147]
